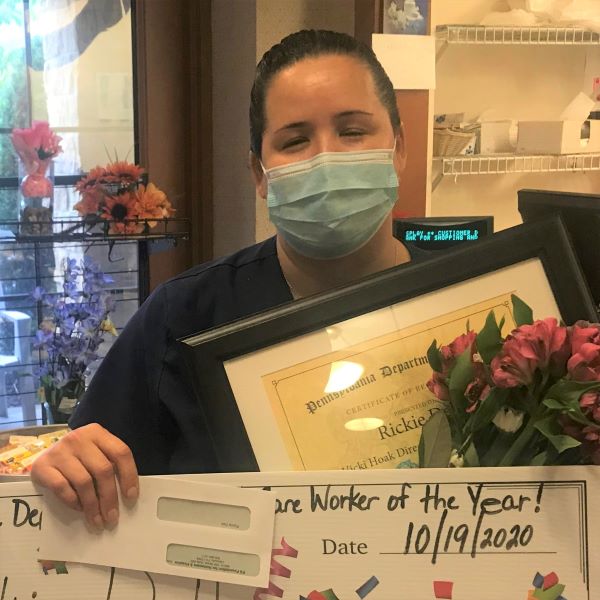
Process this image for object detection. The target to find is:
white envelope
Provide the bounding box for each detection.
[39,476,276,588]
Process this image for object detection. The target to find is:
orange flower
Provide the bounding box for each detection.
[106,161,145,182]
[75,166,109,192]
[101,192,143,234]
[134,183,175,227]
[73,188,103,216]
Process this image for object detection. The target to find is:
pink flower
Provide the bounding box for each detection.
[567,343,600,382]
[491,318,569,388]
[426,331,477,403]
[582,427,600,464]
[427,371,450,402]
[11,121,62,162]
[442,331,477,364]
[570,321,600,354]
[560,413,600,465]
[580,390,600,422]
[465,381,491,413]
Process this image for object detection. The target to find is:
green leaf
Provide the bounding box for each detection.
[463,443,479,467]
[448,348,474,422]
[534,416,582,453]
[531,451,548,466]
[480,431,518,467]
[543,397,568,410]
[419,410,453,468]
[476,310,504,363]
[544,380,600,406]
[469,388,509,432]
[427,339,443,373]
[511,294,533,326]
[498,316,506,334]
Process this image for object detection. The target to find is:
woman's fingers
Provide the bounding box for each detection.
[95,430,139,504]
[30,423,138,527]
[29,461,81,511]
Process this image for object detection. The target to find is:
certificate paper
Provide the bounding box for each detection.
[259,294,515,471]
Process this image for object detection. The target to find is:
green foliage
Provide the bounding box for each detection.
[419,410,452,468]
[535,416,581,453]
[476,310,504,363]
[511,294,534,327]
[468,387,509,433]
[447,348,473,427]
[426,338,442,373]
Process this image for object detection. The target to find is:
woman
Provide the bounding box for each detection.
[31,30,415,530]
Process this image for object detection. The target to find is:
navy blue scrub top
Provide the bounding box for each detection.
[70,236,429,475]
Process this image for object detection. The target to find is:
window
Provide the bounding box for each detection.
[0,0,138,430]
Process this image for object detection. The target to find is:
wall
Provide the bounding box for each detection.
[429,0,600,231]
[211,0,258,258]
[211,0,355,256]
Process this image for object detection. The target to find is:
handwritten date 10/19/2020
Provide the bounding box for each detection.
[400,483,544,564]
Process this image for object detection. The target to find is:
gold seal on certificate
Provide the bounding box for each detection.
[261,294,516,471]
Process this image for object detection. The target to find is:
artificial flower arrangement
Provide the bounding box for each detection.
[73,159,175,234]
[33,255,117,423]
[419,295,600,468]
[11,120,62,198]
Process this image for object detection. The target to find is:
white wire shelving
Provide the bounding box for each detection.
[432,153,600,189]
[436,24,600,45]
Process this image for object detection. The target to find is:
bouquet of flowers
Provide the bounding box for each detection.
[74,160,175,234]
[33,256,117,422]
[420,295,600,468]
[11,120,62,197]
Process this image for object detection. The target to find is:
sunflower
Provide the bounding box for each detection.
[106,161,145,189]
[101,192,143,234]
[74,166,109,193]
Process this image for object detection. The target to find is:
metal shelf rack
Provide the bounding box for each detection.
[436,24,600,45]
[432,153,600,189]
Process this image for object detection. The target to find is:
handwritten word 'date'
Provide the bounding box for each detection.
[322,538,368,555]
[310,485,380,512]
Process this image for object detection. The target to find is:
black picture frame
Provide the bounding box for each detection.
[178,215,597,472]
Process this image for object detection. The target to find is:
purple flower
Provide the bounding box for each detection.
[32,255,117,395]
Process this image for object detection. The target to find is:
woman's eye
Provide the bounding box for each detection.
[282,137,308,149]
[341,130,365,137]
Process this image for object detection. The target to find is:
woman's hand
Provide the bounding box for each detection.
[30,423,139,529]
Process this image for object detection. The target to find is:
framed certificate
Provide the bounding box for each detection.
[179,216,597,472]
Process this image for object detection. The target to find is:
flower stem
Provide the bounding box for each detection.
[498,414,539,467]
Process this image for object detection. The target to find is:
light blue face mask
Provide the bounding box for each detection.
[263,147,399,259]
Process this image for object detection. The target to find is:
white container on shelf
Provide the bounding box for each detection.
[516,120,600,154]
[479,120,515,155]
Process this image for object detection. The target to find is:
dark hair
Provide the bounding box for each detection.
[250,29,400,158]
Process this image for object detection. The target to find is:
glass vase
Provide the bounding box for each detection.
[43,378,85,424]
[19,158,54,236]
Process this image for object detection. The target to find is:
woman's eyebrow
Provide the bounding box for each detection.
[274,110,375,134]
[274,121,310,134]
[335,110,374,119]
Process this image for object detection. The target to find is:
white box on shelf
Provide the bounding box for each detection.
[516,120,600,154]
[479,120,514,155]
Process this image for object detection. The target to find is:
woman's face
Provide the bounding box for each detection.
[253,54,405,197]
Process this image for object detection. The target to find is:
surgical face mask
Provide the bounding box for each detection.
[263,147,399,259]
